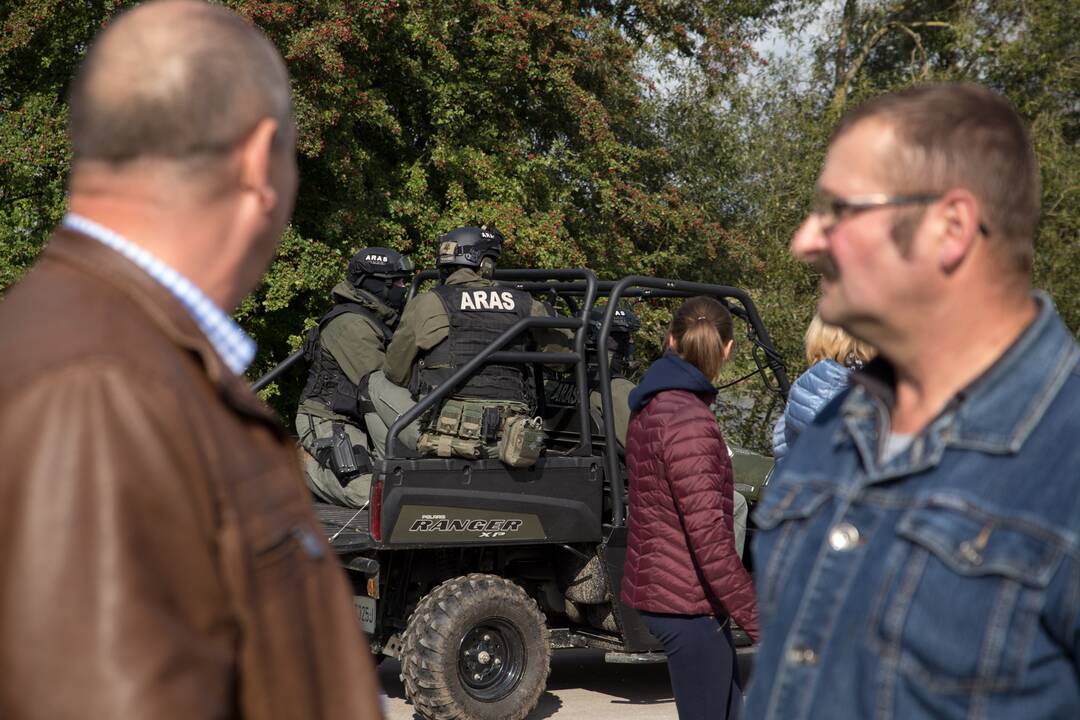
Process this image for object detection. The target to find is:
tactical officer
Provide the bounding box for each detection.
[367,226,571,464]
[295,247,414,506]
[585,304,640,450]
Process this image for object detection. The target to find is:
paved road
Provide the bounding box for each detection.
[379,648,679,719]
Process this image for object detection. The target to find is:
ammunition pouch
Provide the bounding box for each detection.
[417,433,482,459]
[434,398,484,439]
[416,399,544,465]
[330,378,361,420]
[417,399,483,459]
[482,407,502,444]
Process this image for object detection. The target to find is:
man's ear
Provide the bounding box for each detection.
[236,118,281,213]
[937,189,981,273]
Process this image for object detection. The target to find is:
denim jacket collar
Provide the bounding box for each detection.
[841,291,1080,467]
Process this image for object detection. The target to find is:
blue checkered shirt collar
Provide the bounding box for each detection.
[62,213,256,375]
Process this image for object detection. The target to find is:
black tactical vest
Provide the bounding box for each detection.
[300,302,391,409]
[416,284,532,402]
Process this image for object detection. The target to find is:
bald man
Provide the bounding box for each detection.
[0,3,383,719]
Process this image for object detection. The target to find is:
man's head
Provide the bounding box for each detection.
[346,247,415,311]
[435,226,504,279]
[68,1,292,169]
[791,83,1040,340]
[66,1,296,305]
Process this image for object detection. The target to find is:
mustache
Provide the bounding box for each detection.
[808,252,839,281]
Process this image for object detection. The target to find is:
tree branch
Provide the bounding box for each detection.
[0,190,45,206]
[894,23,930,79]
[834,0,858,96]
[830,10,953,111]
[1047,185,1080,215]
[832,21,892,110]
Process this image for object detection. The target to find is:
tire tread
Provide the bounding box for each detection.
[401,573,551,720]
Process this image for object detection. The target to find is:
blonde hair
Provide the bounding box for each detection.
[805,314,875,366]
[668,296,734,381]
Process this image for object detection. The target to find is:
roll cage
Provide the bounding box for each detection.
[400,269,791,528]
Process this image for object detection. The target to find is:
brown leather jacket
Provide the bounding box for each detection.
[0,230,383,719]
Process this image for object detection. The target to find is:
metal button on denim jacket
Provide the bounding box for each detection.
[746,293,1080,720]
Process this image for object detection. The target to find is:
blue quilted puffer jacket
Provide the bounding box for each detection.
[771,359,849,461]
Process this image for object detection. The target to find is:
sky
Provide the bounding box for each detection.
[641,1,836,99]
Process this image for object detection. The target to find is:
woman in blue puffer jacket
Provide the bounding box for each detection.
[772,314,875,461]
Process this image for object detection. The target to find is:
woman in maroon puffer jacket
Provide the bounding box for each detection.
[622,296,759,720]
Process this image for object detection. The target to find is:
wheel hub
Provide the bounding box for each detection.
[458,619,525,701]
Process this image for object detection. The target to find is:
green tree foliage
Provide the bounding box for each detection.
[0,1,123,290]
[654,0,1079,450]
[2,1,1074,451]
[1,0,776,415]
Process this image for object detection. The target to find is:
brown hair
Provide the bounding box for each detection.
[667,296,734,381]
[67,1,292,166]
[804,314,875,367]
[834,83,1040,275]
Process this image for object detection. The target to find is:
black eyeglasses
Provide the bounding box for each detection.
[811,191,941,227]
[812,190,990,236]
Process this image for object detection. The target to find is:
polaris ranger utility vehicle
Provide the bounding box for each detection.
[255,270,790,720]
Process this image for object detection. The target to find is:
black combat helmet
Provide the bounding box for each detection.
[346,247,415,311]
[587,304,641,372]
[435,226,504,276]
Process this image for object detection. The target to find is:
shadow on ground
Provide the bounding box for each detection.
[378,648,675,719]
[542,649,673,706]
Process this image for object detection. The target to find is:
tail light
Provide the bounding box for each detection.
[370,477,383,542]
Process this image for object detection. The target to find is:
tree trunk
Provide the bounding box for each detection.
[833,0,858,109]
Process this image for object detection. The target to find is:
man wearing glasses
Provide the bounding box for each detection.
[747,83,1080,718]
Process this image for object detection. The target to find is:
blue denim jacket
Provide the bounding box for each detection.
[747,293,1080,720]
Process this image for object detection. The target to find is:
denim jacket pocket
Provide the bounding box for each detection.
[753,480,832,530]
[753,480,833,617]
[870,496,1062,693]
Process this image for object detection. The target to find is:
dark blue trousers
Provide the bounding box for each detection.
[639,611,743,720]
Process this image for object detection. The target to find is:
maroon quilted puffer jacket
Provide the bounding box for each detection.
[621,384,759,640]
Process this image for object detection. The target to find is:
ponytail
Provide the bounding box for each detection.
[667,296,734,380]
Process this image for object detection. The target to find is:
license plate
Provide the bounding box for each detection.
[354,595,376,634]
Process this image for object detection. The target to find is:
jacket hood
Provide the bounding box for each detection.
[331,281,399,327]
[628,352,717,411]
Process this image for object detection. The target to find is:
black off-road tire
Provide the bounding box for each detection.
[400,574,551,720]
